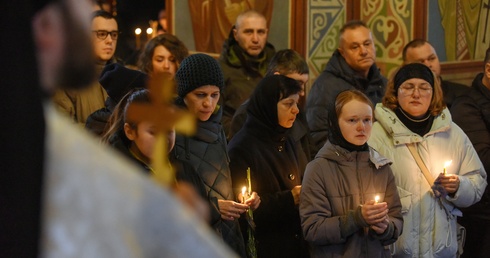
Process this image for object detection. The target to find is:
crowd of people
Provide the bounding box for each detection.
[3,1,490,257]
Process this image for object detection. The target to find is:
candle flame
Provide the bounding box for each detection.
[135,28,142,35]
[444,160,452,168]
[375,195,380,203]
[242,186,247,196]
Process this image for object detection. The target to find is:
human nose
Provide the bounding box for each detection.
[251,32,259,42]
[202,96,211,107]
[292,104,299,114]
[357,120,365,131]
[359,45,368,55]
[163,59,169,69]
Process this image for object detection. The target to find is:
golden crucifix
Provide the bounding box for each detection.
[126,73,195,186]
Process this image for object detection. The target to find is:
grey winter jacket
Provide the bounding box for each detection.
[300,141,403,258]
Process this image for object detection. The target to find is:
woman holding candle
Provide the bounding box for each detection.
[171,53,260,258]
[300,90,403,257]
[228,75,309,257]
[368,63,487,257]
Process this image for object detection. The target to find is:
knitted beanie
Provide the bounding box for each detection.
[99,63,148,103]
[394,63,434,94]
[175,53,224,98]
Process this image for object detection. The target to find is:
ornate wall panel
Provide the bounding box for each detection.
[361,0,413,78]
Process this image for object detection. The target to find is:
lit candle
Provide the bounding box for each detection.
[135,28,142,49]
[443,160,452,175]
[241,186,247,203]
[247,167,252,194]
[375,195,380,204]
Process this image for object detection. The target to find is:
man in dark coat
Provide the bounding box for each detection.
[305,20,387,155]
[451,47,490,258]
[219,10,276,139]
[402,39,469,109]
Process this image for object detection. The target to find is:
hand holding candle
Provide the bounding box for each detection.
[443,160,452,175]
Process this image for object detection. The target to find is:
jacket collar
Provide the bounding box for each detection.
[316,141,391,169]
[374,103,451,146]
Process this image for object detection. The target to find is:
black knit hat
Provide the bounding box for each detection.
[175,53,224,98]
[99,63,148,103]
[394,63,434,94]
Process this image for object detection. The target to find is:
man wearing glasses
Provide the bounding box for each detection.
[52,10,119,126]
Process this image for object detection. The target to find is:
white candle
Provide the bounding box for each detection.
[241,186,247,203]
[443,160,452,175]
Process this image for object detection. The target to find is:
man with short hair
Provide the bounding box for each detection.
[52,10,118,126]
[402,39,468,109]
[219,10,276,138]
[305,20,387,155]
[451,48,490,258]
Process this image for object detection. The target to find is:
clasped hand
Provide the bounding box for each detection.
[432,173,460,198]
[361,200,389,234]
[218,192,261,221]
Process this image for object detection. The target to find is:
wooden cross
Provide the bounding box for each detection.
[126,73,195,186]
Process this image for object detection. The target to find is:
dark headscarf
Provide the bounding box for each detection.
[0,0,53,256]
[327,91,369,152]
[246,75,302,134]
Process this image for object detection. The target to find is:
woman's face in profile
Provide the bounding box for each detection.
[277,93,300,128]
[338,99,373,146]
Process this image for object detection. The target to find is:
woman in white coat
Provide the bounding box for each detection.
[368,63,487,258]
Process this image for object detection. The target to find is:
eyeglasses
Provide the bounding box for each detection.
[92,30,120,40]
[398,85,433,97]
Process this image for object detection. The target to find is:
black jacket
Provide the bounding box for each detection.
[171,104,246,257]
[451,73,490,218]
[228,76,310,257]
[305,50,387,156]
[440,78,468,109]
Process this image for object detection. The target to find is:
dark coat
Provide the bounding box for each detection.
[451,73,490,219]
[85,97,117,136]
[218,28,276,139]
[228,78,310,257]
[171,105,246,257]
[440,78,468,109]
[305,50,387,156]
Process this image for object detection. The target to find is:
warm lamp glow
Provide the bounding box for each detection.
[146,28,153,34]
[135,28,142,35]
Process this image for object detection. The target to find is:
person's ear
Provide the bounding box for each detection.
[124,123,136,140]
[233,27,238,41]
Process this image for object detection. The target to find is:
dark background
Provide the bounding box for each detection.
[115,0,166,65]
